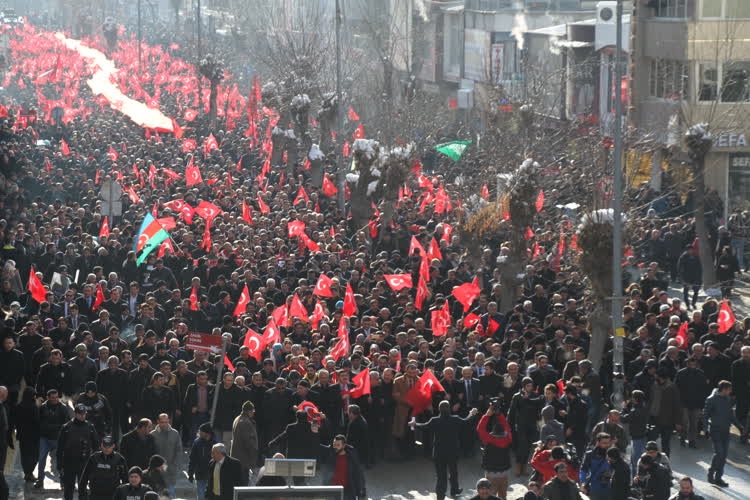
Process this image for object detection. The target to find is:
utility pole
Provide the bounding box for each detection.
[335,0,345,210]
[197,0,202,60]
[611,0,625,409]
[137,0,142,70]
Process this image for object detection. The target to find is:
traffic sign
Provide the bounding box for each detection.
[598,176,614,201]
[185,331,223,354]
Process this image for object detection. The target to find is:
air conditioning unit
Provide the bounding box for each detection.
[597,1,617,23]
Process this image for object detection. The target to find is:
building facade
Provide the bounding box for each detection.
[630,0,750,218]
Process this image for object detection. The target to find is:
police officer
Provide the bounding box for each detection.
[80,435,128,500]
[57,404,99,500]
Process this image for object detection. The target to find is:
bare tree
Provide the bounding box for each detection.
[198,54,225,129]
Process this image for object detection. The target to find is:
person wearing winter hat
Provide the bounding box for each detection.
[142,454,168,497]
[113,467,152,500]
[189,423,218,500]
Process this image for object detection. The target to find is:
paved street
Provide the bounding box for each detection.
[10,431,750,499]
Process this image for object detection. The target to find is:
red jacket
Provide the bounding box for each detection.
[476,413,513,447]
[530,449,579,484]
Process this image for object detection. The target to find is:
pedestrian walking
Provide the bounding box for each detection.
[704,380,743,487]
[56,404,99,500]
[79,436,128,500]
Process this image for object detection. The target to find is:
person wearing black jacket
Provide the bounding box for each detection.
[206,443,246,500]
[95,356,129,442]
[188,423,218,500]
[413,400,479,500]
[669,477,705,500]
[674,358,709,447]
[140,372,177,422]
[79,436,128,500]
[128,354,156,422]
[621,390,649,476]
[606,447,631,500]
[57,405,99,500]
[34,349,72,397]
[560,385,588,458]
[319,435,366,500]
[263,377,294,443]
[113,467,153,500]
[15,387,40,482]
[507,378,544,476]
[214,372,245,444]
[36,389,72,489]
[183,371,215,441]
[119,418,157,470]
[77,381,113,437]
[634,454,671,500]
[345,405,369,468]
[269,410,321,484]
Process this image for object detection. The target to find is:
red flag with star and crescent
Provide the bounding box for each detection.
[234,285,250,317]
[92,283,105,311]
[99,217,110,238]
[384,274,412,291]
[27,269,47,304]
[350,367,371,398]
[717,300,736,333]
[261,318,281,348]
[242,328,264,361]
[343,283,357,317]
[403,369,445,417]
[314,274,334,297]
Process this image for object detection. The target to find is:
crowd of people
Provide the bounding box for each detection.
[0,15,745,500]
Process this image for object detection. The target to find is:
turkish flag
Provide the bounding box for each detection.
[257,193,270,214]
[717,301,736,333]
[428,238,442,261]
[171,118,184,139]
[108,146,119,161]
[431,301,451,337]
[409,236,425,258]
[481,184,489,200]
[330,320,350,361]
[157,217,176,231]
[45,157,52,172]
[27,269,47,304]
[350,367,371,398]
[242,328,264,361]
[524,227,535,240]
[347,107,360,121]
[242,201,253,225]
[343,283,357,317]
[314,274,334,297]
[403,370,445,417]
[289,294,308,320]
[384,274,412,291]
[194,201,222,222]
[204,133,219,155]
[234,285,250,317]
[464,312,480,329]
[162,168,181,180]
[157,239,175,258]
[311,300,325,329]
[92,283,105,311]
[352,123,365,140]
[415,275,428,311]
[224,354,235,372]
[676,321,689,349]
[182,138,197,152]
[288,220,306,238]
[186,161,203,186]
[189,286,199,311]
[441,223,453,243]
[535,190,545,212]
[262,318,281,348]
[452,279,481,312]
[99,216,110,238]
[300,233,320,252]
[271,304,288,328]
[293,186,310,205]
[322,175,338,197]
[183,108,198,122]
[482,317,501,338]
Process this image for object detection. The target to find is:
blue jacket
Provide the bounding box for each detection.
[188,436,217,481]
[703,389,740,433]
[580,446,611,493]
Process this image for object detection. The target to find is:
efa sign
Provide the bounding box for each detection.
[185,332,223,354]
[713,132,748,148]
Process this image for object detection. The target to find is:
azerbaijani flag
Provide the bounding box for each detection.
[133,213,170,265]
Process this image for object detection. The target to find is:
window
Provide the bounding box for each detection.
[701,0,750,18]
[698,61,750,102]
[655,0,688,17]
[699,64,719,101]
[722,61,750,102]
[443,14,462,78]
[649,59,688,100]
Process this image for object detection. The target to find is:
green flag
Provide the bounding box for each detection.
[435,140,472,161]
[136,229,169,266]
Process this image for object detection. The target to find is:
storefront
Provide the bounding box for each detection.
[704,131,750,221]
